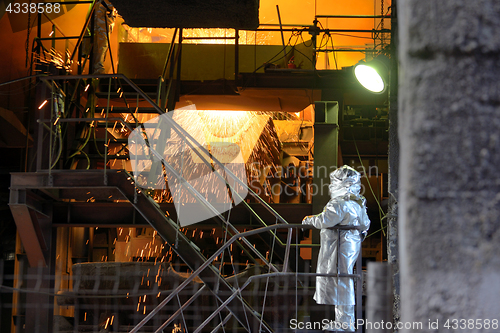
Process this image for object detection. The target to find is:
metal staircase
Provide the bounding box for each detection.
[12,73,318,332]
[6,2,364,330]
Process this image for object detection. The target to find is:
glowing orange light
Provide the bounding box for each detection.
[38,100,48,109]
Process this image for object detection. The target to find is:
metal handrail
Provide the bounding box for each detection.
[130,223,363,333]
[30,1,97,73]
[161,28,178,80]
[316,14,391,19]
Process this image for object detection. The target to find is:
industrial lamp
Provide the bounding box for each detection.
[354,55,390,94]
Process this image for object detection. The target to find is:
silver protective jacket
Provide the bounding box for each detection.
[302,166,370,305]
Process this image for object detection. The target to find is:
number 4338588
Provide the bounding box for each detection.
[444,319,498,330]
[6,2,61,14]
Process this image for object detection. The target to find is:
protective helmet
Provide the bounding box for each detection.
[329,165,362,199]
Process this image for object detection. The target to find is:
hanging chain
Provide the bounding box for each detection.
[380,0,385,48]
[381,0,385,30]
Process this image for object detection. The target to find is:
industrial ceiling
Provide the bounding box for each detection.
[111,0,260,29]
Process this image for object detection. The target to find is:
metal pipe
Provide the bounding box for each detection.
[182,36,238,40]
[316,14,391,18]
[36,11,42,56]
[155,76,162,106]
[235,29,239,83]
[154,285,207,333]
[256,28,390,33]
[161,28,178,80]
[276,5,287,60]
[104,13,115,74]
[104,77,112,185]
[0,75,45,87]
[192,291,247,333]
[49,82,54,177]
[37,117,134,131]
[316,48,379,52]
[209,313,233,333]
[36,36,89,41]
[259,23,314,27]
[282,228,293,272]
[36,84,47,171]
[176,28,183,96]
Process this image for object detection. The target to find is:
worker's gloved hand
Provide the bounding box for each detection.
[301,216,312,231]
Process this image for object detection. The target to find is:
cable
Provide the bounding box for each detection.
[238,28,319,92]
[50,123,63,169]
[329,34,338,70]
[366,223,387,238]
[68,80,98,160]
[299,30,314,48]
[81,149,91,169]
[238,33,296,91]
[292,46,314,65]
[351,131,387,237]
[92,124,105,158]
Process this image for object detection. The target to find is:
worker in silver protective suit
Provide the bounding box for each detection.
[302,165,370,331]
[92,0,116,74]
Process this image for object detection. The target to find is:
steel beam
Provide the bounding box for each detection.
[9,189,51,267]
[9,204,46,267]
[51,201,311,227]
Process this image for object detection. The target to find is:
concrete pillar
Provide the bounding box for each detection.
[387,0,400,328]
[398,1,500,331]
[366,262,393,333]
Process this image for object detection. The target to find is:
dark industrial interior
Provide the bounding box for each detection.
[0,1,394,332]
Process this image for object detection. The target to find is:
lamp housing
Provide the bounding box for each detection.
[354,55,390,94]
